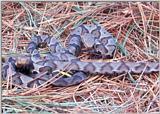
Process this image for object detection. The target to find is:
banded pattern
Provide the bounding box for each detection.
[2,23,160,87]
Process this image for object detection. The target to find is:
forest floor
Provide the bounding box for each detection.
[2,2,160,113]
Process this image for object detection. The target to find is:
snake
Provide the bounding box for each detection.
[2,23,160,87]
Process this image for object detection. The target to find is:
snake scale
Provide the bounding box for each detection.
[2,23,160,87]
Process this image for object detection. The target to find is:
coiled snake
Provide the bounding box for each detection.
[2,23,160,87]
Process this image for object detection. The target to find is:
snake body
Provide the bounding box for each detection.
[2,23,160,87]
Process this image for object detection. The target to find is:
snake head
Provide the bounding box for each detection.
[81,33,95,48]
[16,56,32,67]
[31,35,50,48]
[15,56,34,74]
[38,35,51,48]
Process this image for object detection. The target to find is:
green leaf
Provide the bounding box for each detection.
[72,17,89,29]
[72,6,83,12]
[116,42,128,56]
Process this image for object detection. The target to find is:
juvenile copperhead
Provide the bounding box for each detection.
[2,23,160,87]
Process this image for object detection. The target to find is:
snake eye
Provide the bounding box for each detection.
[38,42,47,48]
[32,71,38,74]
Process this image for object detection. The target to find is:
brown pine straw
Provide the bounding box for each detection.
[2,1,160,113]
